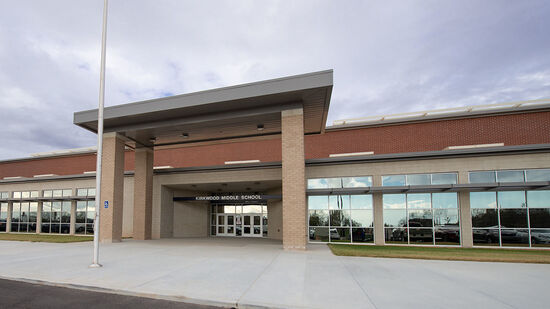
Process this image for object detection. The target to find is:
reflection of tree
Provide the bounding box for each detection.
[471,209,498,227]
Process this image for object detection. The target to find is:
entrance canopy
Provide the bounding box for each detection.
[74,70,333,147]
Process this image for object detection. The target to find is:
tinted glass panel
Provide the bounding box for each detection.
[433,209,459,227]
[329,195,349,210]
[383,194,406,209]
[308,196,328,210]
[382,175,406,186]
[409,228,433,244]
[309,227,329,242]
[501,229,529,247]
[497,170,524,182]
[309,210,329,227]
[470,192,497,209]
[527,191,550,208]
[88,188,96,196]
[473,229,500,246]
[471,209,498,227]
[330,210,351,227]
[342,177,372,188]
[525,169,550,182]
[331,228,351,243]
[407,193,431,209]
[383,209,407,227]
[531,229,550,247]
[435,228,460,245]
[499,209,528,228]
[407,174,431,185]
[431,173,457,185]
[77,189,87,196]
[497,191,526,209]
[432,193,458,209]
[350,210,373,227]
[350,195,372,209]
[469,171,496,183]
[385,228,407,244]
[352,228,374,243]
[408,209,433,227]
[529,209,550,228]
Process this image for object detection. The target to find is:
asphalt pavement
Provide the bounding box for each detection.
[0,278,223,309]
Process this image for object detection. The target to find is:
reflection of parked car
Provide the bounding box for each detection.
[531,231,550,244]
[409,228,432,242]
[434,228,460,243]
[501,229,529,244]
[329,228,340,240]
[390,228,407,242]
[473,228,499,244]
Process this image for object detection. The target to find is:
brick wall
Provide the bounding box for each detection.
[1,111,549,178]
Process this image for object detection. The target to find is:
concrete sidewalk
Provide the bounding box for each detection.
[0,238,549,309]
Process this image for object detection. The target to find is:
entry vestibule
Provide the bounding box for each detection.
[211,204,268,238]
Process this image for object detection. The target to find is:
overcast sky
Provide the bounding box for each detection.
[0,0,549,160]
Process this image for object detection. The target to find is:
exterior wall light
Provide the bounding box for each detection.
[182,133,189,138]
[257,124,264,131]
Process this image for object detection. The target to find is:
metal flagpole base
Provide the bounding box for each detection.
[89,263,103,268]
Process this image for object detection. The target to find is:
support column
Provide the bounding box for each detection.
[99,132,125,243]
[6,202,12,233]
[373,193,384,245]
[69,200,76,235]
[36,202,42,234]
[133,147,154,240]
[458,171,473,247]
[281,107,306,250]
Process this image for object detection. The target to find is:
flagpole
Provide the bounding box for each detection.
[90,0,109,268]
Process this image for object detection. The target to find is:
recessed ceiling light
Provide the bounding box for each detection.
[257,124,264,131]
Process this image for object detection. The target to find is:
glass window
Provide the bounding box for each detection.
[30,191,39,198]
[43,190,52,198]
[407,193,431,209]
[432,193,458,209]
[497,170,524,183]
[473,229,500,246]
[13,192,21,199]
[469,171,496,183]
[431,173,457,185]
[77,189,88,197]
[407,174,431,186]
[527,191,550,208]
[342,176,372,188]
[385,228,408,244]
[409,228,433,244]
[497,191,526,209]
[501,229,529,247]
[499,209,528,228]
[307,178,342,189]
[526,169,550,182]
[383,194,406,209]
[62,189,72,197]
[433,209,459,227]
[329,210,351,227]
[471,209,498,228]
[88,188,96,197]
[529,209,550,228]
[531,229,550,247]
[350,210,373,227]
[408,209,433,227]
[382,175,406,186]
[309,210,329,226]
[352,228,374,243]
[383,209,407,227]
[470,192,497,209]
[329,195,349,210]
[309,227,329,242]
[308,196,328,210]
[21,191,30,198]
[350,195,372,209]
[331,228,351,243]
[53,190,62,197]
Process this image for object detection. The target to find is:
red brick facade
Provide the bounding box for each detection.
[1,111,549,179]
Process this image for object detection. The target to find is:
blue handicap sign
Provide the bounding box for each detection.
[104,201,109,209]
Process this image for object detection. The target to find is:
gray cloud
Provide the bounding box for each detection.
[0,0,549,160]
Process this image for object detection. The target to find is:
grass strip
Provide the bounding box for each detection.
[0,233,93,243]
[328,243,550,264]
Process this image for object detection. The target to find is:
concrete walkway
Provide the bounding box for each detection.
[0,238,548,309]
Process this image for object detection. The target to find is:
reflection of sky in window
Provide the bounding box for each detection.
[497,191,526,208]
[351,195,373,209]
[432,193,458,208]
[469,171,496,183]
[382,175,406,186]
[527,191,550,208]
[307,178,329,189]
[431,173,457,185]
[308,196,328,209]
[383,194,406,208]
[343,177,372,188]
[470,192,497,208]
[407,193,431,209]
[407,174,430,185]
[526,169,550,181]
[496,170,524,182]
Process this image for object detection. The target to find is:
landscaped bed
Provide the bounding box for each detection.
[0,233,93,243]
[328,243,550,264]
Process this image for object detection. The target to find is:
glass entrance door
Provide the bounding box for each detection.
[242,214,262,237]
[217,214,235,236]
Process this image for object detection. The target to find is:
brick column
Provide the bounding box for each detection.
[133,147,154,240]
[458,171,473,247]
[281,107,306,250]
[100,132,125,243]
[6,202,12,233]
